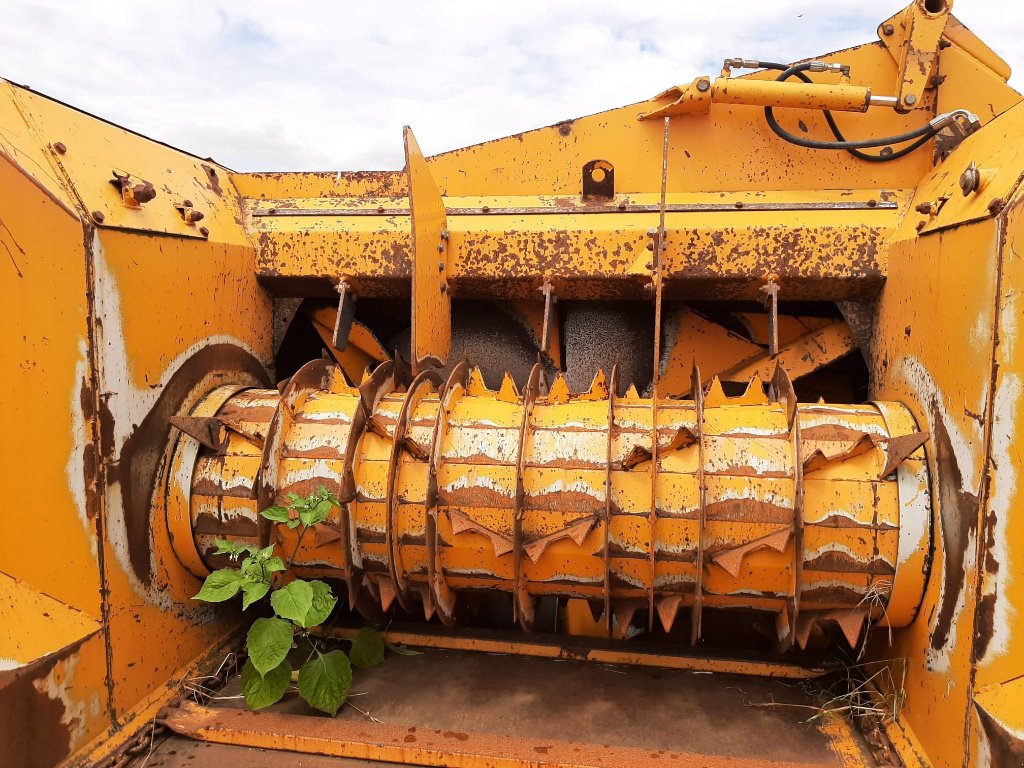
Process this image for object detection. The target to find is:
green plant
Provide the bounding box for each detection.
[192,486,388,715]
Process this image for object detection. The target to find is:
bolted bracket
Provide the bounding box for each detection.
[110,170,156,207]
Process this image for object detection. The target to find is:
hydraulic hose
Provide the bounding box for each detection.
[758,61,939,162]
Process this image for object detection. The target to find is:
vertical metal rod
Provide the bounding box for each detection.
[648,117,671,629]
[690,363,706,645]
[603,365,619,637]
[513,363,543,630]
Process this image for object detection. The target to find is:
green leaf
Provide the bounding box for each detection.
[271,580,315,624]
[241,658,291,710]
[299,498,333,527]
[246,617,293,675]
[287,492,303,504]
[213,538,240,555]
[258,544,277,559]
[241,580,270,610]
[240,557,266,582]
[349,627,385,669]
[264,556,286,573]
[287,518,301,529]
[192,569,244,602]
[302,580,338,628]
[385,641,423,656]
[261,505,290,523]
[297,650,351,716]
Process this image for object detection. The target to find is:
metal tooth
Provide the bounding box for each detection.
[170,415,226,451]
[711,529,791,579]
[657,595,682,633]
[802,432,877,474]
[704,376,728,408]
[878,431,930,479]
[378,578,397,613]
[794,609,866,650]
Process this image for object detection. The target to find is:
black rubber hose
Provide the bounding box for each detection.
[757,62,938,162]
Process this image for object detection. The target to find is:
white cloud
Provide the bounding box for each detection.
[0,0,1020,171]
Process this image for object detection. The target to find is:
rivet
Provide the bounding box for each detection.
[199,226,210,238]
[904,94,917,105]
[438,262,445,272]
[867,199,878,208]
[91,210,105,224]
[52,141,67,155]
[696,79,711,92]
[882,23,895,35]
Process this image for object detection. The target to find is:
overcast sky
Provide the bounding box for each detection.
[1,1,1020,172]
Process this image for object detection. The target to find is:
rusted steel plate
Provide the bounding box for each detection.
[404,127,450,371]
[159,700,835,768]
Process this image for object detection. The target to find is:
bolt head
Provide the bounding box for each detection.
[199,226,210,238]
[52,141,67,155]
[960,162,980,196]
[882,23,894,35]
[904,94,917,105]
[696,79,711,93]
[91,210,105,224]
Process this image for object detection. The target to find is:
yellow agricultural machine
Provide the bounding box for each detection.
[3,1,1023,765]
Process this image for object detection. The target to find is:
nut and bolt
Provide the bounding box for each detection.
[959,161,980,196]
[199,226,210,238]
[91,210,105,224]
[52,141,67,155]
[915,201,934,214]
[882,23,895,35]
[438,262,445,272]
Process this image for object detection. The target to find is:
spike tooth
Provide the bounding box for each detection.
[467,366,489,396]
[579,368,609,400]
[378,577,397,613]
[879,431,930,479]
[612,603,640,640]
[170,415,226,451]
[657,595,682,633]
[548,372,571,403]
[624,383,641,401]
[833,609,867,648]
[704,376,728,407]
[496,371,520,403]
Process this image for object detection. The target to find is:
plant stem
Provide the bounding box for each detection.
[286,524,309,570]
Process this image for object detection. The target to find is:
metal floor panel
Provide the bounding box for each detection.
[140,648,875,767]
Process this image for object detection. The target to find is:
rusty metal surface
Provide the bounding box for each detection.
[322,624,832,679]
[156,648,874,767]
